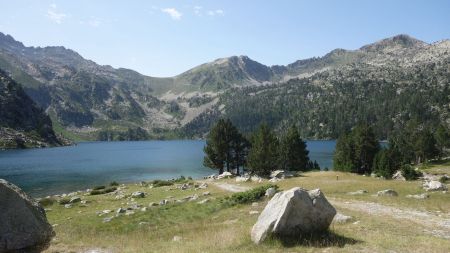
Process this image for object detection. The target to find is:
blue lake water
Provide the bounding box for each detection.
[0,140,336,197]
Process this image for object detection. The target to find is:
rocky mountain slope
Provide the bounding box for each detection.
[0,69,62,148]
[0,32,448,140]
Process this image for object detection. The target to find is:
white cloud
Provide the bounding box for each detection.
[46,4,67,24]
[161,8,182,20]
[207,9,225,16]
[88,18,101,28]
[194,6,203,16]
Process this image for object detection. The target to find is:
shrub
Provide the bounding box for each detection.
[109,181,119,186]
[227,184,278,205]
[39,197,57,207]
[151,176,188,187]
[401,164,421,181]
[439,176,449,184]
[58,198,71,205]
[93,185,106,190]
[152,180,174,187]
[90,186,117,195]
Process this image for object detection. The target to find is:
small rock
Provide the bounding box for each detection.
[333,213,353,224]
[141,207,148,212]
[125,211,135,216]
[197,198,210,204]
[139,222,149,226]
[251,176,264,183]
[131,191,145,198]
[172,236,182,242]
[265,187,277,198]
[377,189,398,197]
[347,190,368,195]
[116,208,126,214]
[235,176,250,182]
[64,204,72,209]
[268,177,281,183]
[406,193,429,199]
[423,180,448,191]
[217,172,234,179]
[189,194,199,201]
[69,196,81,203]
[159,199,169,205]
[392,170,406,181]
[202,191,210,196]
[251,202,259,207]
[149,202,158,207]
[199,182,208,189]
[103,217,113,223]
[80,200,88,204]
[249,211,259,215]
[102,209,112,214]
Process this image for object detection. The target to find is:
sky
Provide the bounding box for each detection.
[0,0,449,77]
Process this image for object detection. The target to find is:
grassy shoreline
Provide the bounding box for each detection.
[40,162,450,253]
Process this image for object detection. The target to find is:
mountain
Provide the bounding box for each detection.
[181,35,450,138]
[0,69,62,148]
[0,32,449,140]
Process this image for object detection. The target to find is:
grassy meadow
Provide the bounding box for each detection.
[42,162,450,253]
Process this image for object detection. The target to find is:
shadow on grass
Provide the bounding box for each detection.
[269,230,361,248]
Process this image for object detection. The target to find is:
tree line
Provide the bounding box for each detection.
[203,119,319,176]
[333,122,450,179]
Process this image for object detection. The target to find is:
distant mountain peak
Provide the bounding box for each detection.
[360,34,427,52]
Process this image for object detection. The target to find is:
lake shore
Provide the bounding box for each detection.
[39,164,450,253]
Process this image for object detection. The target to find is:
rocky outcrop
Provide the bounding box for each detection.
[251,187,336,244]
[0,179,54,252]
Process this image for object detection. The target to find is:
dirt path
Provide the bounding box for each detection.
[213,182,250,193]
[331,198,450,239]
[212,181,450,239]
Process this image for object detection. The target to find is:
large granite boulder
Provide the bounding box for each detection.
[0,179,54,252]
[251,187,336,244]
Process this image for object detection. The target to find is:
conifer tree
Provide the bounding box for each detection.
[247,123,279,176]
[279,126,310,171]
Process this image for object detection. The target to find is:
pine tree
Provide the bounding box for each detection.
[333,132,355,172]
[333,124,379,174]
[247,123,279,177]
[352,124,380,174]
[435,125,450,159]
[203,119,249,175]
[279,126,310,171]
[203,119,228,174]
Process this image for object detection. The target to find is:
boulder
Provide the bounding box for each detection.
[392,170,406,181]
[377,189,398,197]
[0,179,54,252]
[423,180,448,191]
[265,187,277,198]
[251,187,336,244]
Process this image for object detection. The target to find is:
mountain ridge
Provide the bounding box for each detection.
[0,32,448,140]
